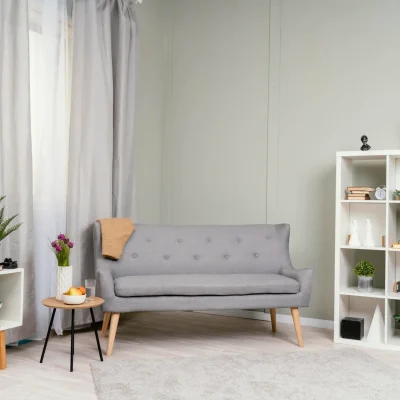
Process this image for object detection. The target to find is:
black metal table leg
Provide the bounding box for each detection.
[70,309,75,372]
[40,308,56,363]
[90,308,103,362]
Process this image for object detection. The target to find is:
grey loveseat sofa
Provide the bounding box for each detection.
[94,222,313,355]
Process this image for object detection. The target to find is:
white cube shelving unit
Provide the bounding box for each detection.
[335,150,400,350]
[0,268,24,330]
[0,268,24,369]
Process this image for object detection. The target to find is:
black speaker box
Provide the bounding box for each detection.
[341,317,364,340]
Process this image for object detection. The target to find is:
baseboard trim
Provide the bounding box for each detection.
[195,310,334,330]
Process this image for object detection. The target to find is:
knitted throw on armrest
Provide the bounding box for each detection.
[98,218,135,260]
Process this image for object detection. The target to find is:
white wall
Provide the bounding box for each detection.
[267,0,400,320]
[135,0,169,224]
[161,0,271,225]
[136,0,400,321]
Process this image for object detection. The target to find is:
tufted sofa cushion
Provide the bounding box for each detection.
[114,274,300,297]
[97,224,293,280]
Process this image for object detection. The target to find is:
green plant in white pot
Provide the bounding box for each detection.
[354,260,375,293]
[394,189,400,201]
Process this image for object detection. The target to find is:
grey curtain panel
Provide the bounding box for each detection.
[0,0,36,344]
[67,0,137,328]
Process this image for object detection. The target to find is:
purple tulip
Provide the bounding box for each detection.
[51,241,57,248]
[57,234,65,240]
[68,242,74,248]
[63,238,69,244]
[55,245,62,252]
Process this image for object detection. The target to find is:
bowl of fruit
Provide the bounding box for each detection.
[63,286,86,305]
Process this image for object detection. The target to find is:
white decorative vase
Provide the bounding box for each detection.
[56,266,73,301]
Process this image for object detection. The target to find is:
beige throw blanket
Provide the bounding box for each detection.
[98,218,135,260]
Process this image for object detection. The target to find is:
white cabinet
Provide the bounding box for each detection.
[335,150,400,349]
[0,268,24,369]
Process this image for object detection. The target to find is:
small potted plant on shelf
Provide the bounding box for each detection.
[394,189,400,201]
[354,260,375,293]
[393,314,400,323]
[0,196,22,272]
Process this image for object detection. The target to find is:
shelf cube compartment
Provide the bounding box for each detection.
[387,251,400,299]
[0,270,23,331]
[388,202,400,250]
[386,299,400,346]
[339,157,386,201]
[338,295,385,345]
[339,248,385,296]
[388,156,400,201]
[339,202,386,248]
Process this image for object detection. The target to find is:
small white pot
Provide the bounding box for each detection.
[358,276,373,293]
[56,265,73,301]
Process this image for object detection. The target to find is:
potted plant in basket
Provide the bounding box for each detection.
[354,260,375,293]
[50,234,75,301]
[394,189,400,201]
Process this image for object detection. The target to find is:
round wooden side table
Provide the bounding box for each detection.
[40,297,104,372]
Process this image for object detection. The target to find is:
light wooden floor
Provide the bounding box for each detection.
[1,311,399,400]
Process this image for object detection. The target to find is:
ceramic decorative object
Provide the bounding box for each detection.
[56,265,73,301]
[349,220,361,247]
[364,219,375,247]
[360,135,371,151]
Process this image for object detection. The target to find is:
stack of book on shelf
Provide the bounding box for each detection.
[347,186,374,200]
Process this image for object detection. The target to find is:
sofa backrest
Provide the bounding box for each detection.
[93,222,293,279]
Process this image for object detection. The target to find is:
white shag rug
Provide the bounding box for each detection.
[91,349,400,400]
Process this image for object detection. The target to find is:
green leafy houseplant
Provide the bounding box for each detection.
[395,189,400,199]
[354,260,375,277]
[0,196,22,243]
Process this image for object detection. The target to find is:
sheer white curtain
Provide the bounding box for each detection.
[29,0,70,337]
[0,0,35,345]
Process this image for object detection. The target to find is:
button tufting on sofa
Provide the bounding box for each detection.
[93,222,314,355]
[147,238,151,242]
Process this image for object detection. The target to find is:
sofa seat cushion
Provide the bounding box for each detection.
[114,274,300,297]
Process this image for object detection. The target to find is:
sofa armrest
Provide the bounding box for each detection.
[281,268,313,307]
[97,267,116,303]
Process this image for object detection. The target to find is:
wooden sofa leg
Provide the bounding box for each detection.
[101,312,111,338]
[290,307,304,347]
[106,313,120,356]
[270,308,277,333]
[0,330,6,370]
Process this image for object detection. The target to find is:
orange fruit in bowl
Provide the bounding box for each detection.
[69,287,82,296]
[77,286,86,295]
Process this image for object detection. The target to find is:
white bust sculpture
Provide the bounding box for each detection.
[349,220,361,247]
[364,218,375,247]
